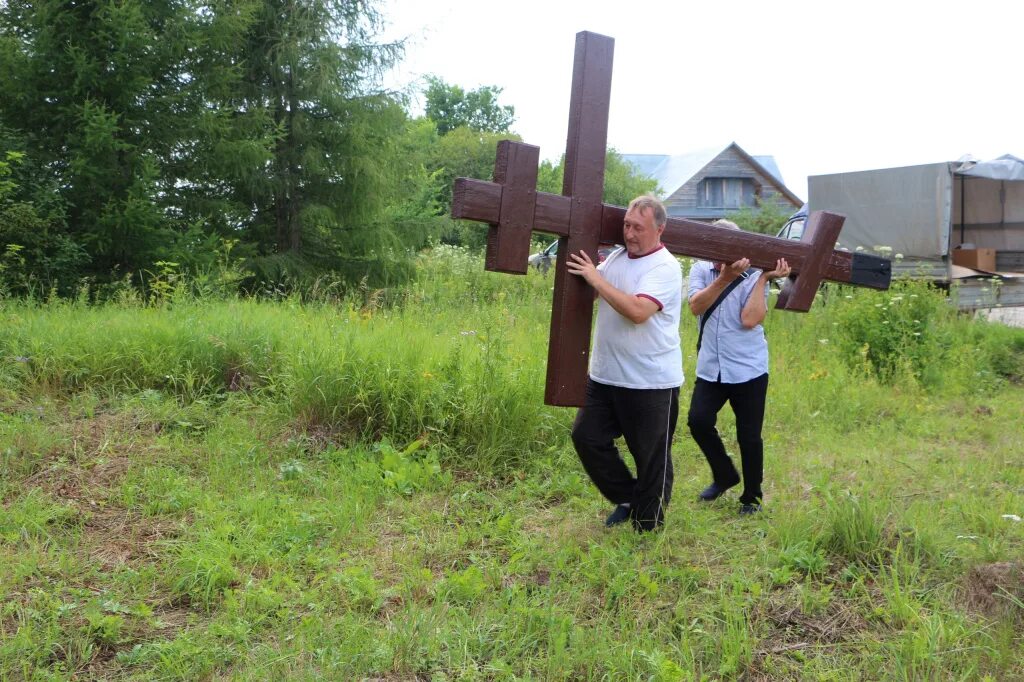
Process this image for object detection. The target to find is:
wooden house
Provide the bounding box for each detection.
[622,142,803,221]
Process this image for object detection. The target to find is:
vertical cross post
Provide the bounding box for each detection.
[545,32,614,405]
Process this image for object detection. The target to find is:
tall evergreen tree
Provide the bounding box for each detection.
[0,0,194,277]
[1,0,414,289]
[208,0,408,283]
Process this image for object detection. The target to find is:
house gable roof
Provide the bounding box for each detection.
[622,142,802,206]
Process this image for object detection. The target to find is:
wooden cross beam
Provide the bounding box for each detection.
[451,31,891,407]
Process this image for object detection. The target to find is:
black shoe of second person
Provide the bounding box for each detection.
[605,504,631,527]
[698,480,737,502]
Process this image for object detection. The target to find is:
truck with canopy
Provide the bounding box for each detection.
[806,155,1024,308]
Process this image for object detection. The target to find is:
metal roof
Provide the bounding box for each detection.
[621,142,792,200]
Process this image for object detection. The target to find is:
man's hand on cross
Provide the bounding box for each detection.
[565,250,598,284]
[763,258,792,281]
[717,258,752,282]
[568,249,660,325]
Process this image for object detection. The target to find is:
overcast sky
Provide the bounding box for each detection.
[380,0,1021,201]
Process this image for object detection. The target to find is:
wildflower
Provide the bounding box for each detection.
[913,332,921,336]
[895,253,904,260]
[873,245,893,254]
[818,339,829,344]
[460,330,476,336]
[855,246,865,252]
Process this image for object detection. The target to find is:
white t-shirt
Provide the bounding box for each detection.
[589,245,684,389]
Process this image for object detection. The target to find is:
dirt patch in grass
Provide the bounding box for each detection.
[744,592,873,679]
[961,561,1024,621]
[83,506,184,570]
[758,597,868,647]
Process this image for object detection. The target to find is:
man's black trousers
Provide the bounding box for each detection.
[571,379,679,531]
[687,373,768,505]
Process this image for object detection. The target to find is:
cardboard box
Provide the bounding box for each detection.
[952,248,997,272]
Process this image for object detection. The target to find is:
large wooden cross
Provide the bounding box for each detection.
[451,31,891,407]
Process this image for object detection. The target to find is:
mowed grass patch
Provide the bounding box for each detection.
[1,391,1021,679]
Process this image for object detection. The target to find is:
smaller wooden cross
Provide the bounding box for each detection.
[452,32,891,407]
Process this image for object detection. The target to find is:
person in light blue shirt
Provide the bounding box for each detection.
[686,219,791,514]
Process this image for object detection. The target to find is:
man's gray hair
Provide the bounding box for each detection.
[712,218,741,231]
[628,195,667,228]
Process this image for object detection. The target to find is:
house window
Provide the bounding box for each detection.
[698,177,756,208]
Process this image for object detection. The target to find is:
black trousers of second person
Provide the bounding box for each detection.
[571,379,679,530]
[687,373,769,505]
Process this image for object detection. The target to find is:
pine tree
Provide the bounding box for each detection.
[0,0,194,277]
[207,0,409,284]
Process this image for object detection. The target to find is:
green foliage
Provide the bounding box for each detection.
[425,127,522,245]
[827,277,959,385]
[205,0,413,283]
[726,198,793,235]
[437,564,490,605]
[0,151,86,296]
[0,0,189,275]
[0,1,416,292]
[0,489,80,542]
[823,491,892,564]
[424,77,515,135]
[361,438,450,496]
[538,148,659,208]
[778,541,831,577]
[82,610,125,647]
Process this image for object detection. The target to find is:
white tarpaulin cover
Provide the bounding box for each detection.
[809,163,953,258]
[955,154,1024,181]
[809,156,1024,261]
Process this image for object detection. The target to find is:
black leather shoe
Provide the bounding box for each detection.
[739,503,762,515]
[698,481,737,501]
[605,504,631,527]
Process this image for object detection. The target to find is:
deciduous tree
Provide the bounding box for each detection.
[424,77,515,136]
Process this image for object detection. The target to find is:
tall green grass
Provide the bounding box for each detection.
[3,256,1020,471]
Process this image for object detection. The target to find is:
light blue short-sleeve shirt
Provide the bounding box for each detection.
[688,261,769,384]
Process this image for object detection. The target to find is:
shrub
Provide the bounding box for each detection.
[827,278,956,385]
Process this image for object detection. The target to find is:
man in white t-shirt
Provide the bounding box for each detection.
[566,196,683,531]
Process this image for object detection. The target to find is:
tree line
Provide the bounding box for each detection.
[0,1,656,298]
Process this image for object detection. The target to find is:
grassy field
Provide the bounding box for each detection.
[1,247,1023,680]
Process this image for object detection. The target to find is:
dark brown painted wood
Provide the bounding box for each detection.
[544,32,614,406]
[775,211,845,310]
[449,31,891,407]
[453,177,888,291]
[486,141,539,274]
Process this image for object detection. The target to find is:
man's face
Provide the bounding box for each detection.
[622,206,663,256]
